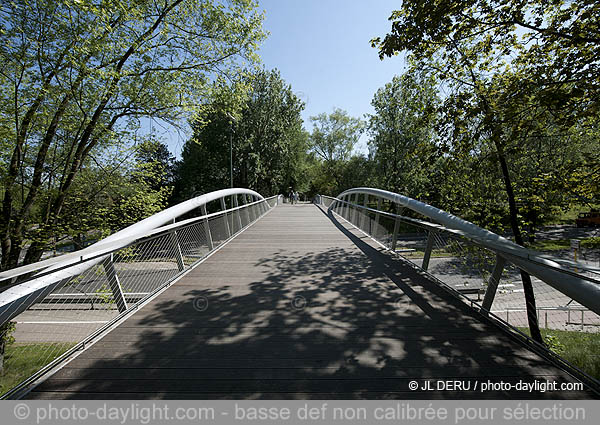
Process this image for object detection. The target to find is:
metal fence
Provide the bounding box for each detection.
[0,189,279,398]
[320,190,600,337]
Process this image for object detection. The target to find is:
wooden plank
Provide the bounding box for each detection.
[26,204,596,399]
[26,390,587,400]
[48,365,573,381]
[31,376,585,395]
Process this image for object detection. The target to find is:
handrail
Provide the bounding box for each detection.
[0,189,271,324]
[324,188,600,316]
[323,195,600,279]
[0,193,270,283]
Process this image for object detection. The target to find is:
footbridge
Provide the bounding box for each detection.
[1,188,599,399]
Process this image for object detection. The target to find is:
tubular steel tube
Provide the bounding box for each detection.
[0,189,265,324]
[333,188,600,316]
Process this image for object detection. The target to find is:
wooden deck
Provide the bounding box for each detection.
[26,203,596,399]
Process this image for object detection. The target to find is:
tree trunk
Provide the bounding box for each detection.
[0,341,5,374]
[495,142,544,344]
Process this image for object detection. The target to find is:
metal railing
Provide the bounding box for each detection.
[0,189,279,398]
[319,188,600,335]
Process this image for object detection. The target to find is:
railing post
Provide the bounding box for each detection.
[351,193,359,225]
[361,194,369,231]
[391,204,401,252]
[258,197,265,215]
[247,195,256,222]
[169,229,186,272]
[482,255,506,312]
[245,195,252,222]
[345,194,352,219]
[258,196,264,215]
[374,198,382,239]
[256,196,263,217]
[258,199,269,217]
[345,194,351,221]
[244,195,252,224]
[102,253,128,313]
[200,204,214,250]
[421,230,436,271]
[234,195,243,230]
[220,197,231,238]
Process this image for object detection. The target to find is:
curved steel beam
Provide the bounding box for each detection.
[334,187,600,316]
[0,188,265,323]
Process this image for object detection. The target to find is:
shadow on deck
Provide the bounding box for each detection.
[26,204,596,399]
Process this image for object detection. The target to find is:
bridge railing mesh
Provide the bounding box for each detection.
[0,194,277,398]
[320,194,600,339]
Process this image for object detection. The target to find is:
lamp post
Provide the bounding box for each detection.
[226,113,236,188]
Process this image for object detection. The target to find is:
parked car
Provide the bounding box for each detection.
[576,211,600,227]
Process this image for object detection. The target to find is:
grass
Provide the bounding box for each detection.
[518,327,600,380]
[527,236,600,252]
[400,248,452,259]
[527,239,571,251]
[547,204,600,225]
[0,342,75,397]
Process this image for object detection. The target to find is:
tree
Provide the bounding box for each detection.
[372,0,600,225]
[308,108,364,193]
[37,140,173,253]
[367,72,439,199]
[310,108,364,163]
[0,321,15,374]
[134,140,176,192]
[235,70,307,195]
[0,0,265,270]
[176,68,306,198]
[374,1,600,120]
[371,1,572,343]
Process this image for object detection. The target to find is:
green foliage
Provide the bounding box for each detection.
[95,284,115,306]
[37,141,174,251]
[0,343,75,396]
[176,68,307,198]
[134,140,177,191]
[521,327,600,379]
[309,108,364,163]
[306,108,365,195]
[543,334,565,356]
[367,71,439,200]
[370,0,600,238]
[0,321,16,373]
[0,322,16,347]
[0,0,265,270]
[581,237,600,250]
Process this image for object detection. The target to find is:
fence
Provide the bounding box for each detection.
[320,190,600,336]
[0,189,279,398]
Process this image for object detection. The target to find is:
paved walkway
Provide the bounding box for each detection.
[27,204,595,399]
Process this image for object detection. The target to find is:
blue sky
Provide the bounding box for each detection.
[258,0,406,151]
[164,0,405,157]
